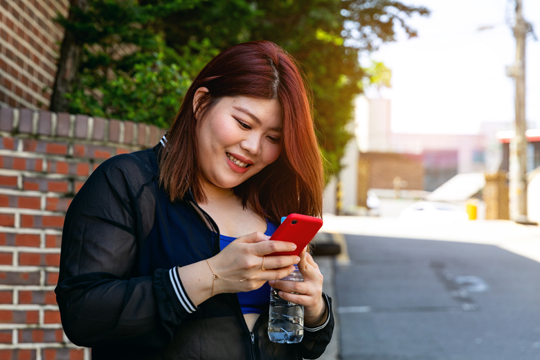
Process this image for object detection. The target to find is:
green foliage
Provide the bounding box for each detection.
[66,50,190,128]
[57,0,207,127]
[365,60,392,94]
[57,0,429,179]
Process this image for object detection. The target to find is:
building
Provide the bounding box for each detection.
[0,1,69,109]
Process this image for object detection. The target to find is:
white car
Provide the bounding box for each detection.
[399,201,469,223]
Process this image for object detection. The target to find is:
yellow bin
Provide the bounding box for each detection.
[466,202,477,220]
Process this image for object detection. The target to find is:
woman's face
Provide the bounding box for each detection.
[195,90,283,193]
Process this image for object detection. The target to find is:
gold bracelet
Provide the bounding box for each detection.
[205,259,251,297]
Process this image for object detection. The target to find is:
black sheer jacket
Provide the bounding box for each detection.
[55,143,334,359]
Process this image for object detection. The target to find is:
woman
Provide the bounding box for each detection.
[56,41,333,360]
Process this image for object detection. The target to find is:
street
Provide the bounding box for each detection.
[334,231,540,360]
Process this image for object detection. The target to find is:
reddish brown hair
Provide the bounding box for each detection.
[159,41,324,223]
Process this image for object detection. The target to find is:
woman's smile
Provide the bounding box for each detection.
[226,152,253,173]
[195,92,282,192]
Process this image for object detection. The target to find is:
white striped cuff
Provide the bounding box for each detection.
[169,266,197,314]
[160,134,168,147]
[304,293,331,332]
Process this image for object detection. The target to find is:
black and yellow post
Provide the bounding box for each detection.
[335,177,343,215]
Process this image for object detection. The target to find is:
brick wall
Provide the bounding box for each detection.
[0,106,165,360]
[360,152,424,190]
[0,0,70,109]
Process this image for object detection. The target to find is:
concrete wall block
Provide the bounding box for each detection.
[124,121,134,144]
[109,119,121,143]
[137,123,148,146]
[74,115,88,139]
[56,113,71,137]
[92,117,107,141]
[0,107,14,132]
[18,109,33,134]
[37,110,52,135]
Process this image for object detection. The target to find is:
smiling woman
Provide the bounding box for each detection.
[55,41,333,360]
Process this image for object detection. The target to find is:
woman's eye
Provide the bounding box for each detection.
[235,118,251,129]
[267,136,281,143]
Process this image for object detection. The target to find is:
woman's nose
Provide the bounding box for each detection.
[240,134,261,155]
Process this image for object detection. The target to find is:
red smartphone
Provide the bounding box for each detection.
[268,213,323,256]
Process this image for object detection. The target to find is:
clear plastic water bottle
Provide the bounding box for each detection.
[268,265,304,344]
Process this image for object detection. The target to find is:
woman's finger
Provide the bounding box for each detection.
[305,252,319,269]
[235,231,270,244]
[268,279,308,294]
[252,240,297,256]
[277,292,320,308]
[260,255,300,270]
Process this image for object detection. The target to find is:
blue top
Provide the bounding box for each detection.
[219,220,279,314]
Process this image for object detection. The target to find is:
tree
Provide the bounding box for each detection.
[50,0,205,122]
[52,0,429,178]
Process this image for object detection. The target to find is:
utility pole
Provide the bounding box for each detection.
[507,0,532,224]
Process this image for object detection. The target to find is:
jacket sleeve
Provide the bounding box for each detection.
[55,153,196,348]
[293,293,335,359]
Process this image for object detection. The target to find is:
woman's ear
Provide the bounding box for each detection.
[193,87,209,119]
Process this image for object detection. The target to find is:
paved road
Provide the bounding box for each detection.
[335,234,540,360]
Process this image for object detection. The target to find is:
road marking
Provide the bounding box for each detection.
[329,231,351,265]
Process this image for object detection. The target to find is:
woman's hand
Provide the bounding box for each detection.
[209,231,301,295]
[268,250,327,328]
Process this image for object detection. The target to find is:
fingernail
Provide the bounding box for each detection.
[269,280,275,285]
[291,244,297,250]
[265,235,270,240]
[295,256,301,263]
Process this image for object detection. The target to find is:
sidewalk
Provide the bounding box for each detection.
[321,215,540,264]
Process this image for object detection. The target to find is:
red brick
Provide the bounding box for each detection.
[0,214,14,227]
[70,349,84,360]
[0,350,13,360]
[44,310,60,324]
[21,215,34,227]
[42,216,63,228]
[23,181,39,191]
[0,195,8,207]
[0,175,18,188]
[47,180,68,193]
[75,181,84,193]
[18,290,32,304]
[44,253,60,266]
[55,161,68,174]
[0,330,10,343]
[0,252,12,265]
[46,272,58,285]
[31,329,43,342]
[18,196,40,210]
[0,233,6,245]
[34,158,43,171]
[76,162,89,176]
[45,142,67,155]
[45,198,58,211]
[0,310,12,322]
[12,157,26,170]
[45,234,61,248]
[44,291,56,305]
[2,138,15,150]
[93,149,112,159]
[19,252,40,266]
[26,310,38,323]
[43,349,55,360]
[22,139,37,152]
[117,148,130,155]
[15,234,40,247]
[0,291,12,304]
[73,144,85,157]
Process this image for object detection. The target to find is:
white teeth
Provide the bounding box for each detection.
[227,153,249,168]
